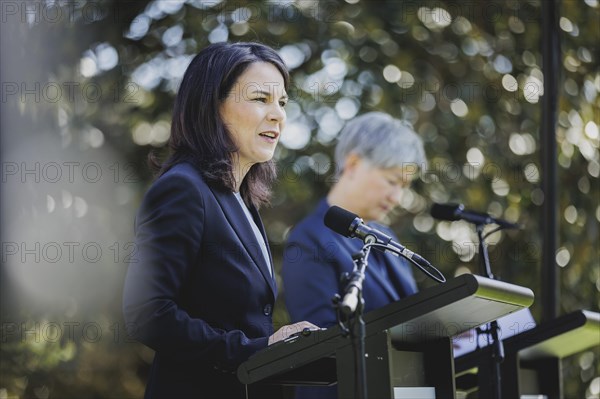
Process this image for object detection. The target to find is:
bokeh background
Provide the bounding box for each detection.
[1,0,598,398]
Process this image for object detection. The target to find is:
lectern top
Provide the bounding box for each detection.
[238,274,534,385]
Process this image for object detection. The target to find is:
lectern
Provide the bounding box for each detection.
[455,310,600,399]
[238,274,534,399]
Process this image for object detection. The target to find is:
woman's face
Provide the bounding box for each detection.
[220,62,288,172]
[347,157,413,222]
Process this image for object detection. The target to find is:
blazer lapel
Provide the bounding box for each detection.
[385,256,418,297]
[248,204,278,299]
[210,187,277,298]
[338,236,401,302]
[369,251,402,302]
[316,200,404,302]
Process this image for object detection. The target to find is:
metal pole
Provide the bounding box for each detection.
[540,0,561,322]
[476,225,504,399]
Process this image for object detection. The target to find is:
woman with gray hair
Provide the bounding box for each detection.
[282,111,427,399]
[331,111,427,221]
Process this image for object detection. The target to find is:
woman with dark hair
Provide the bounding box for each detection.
[123,42,317,399]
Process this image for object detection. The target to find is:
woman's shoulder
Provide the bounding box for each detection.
[137,163,211,217]
[143,162,211,202]
[150,162,209,190]
[160,162,204,182]
[288,199,336,243]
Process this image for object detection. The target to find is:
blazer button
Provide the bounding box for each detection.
[263,304,272,316]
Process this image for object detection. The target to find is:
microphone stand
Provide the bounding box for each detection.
[334,240,372,399]
[475,224,504,399]
[332,237,446,399]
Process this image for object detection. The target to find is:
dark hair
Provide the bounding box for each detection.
[150,42,290,208]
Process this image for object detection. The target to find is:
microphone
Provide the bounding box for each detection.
[430,203,521,229]
[324,206,433,272]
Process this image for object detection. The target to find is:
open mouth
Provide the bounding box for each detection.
[259,131,279,140]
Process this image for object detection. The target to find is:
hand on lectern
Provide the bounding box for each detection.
[268,321,320,345]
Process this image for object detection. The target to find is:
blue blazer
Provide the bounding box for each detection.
[282,199,418,399]
[123,163,280,399]
[283,199,418,328]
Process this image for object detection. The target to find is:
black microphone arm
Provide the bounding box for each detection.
[430,203,522,229]
[324,206,446,283]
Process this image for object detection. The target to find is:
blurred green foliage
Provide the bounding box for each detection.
[1,0,598,398]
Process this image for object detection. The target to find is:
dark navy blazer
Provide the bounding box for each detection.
[283,199,418,327]
[123,163,280,399]
[282,199,418,399]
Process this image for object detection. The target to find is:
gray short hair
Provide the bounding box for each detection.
[334,112,427,177]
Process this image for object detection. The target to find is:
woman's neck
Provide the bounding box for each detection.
[231,157,251,192]
[326,180,365,220]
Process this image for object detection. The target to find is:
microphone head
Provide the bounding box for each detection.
[430,203,464,221]
[324,206,358,238]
